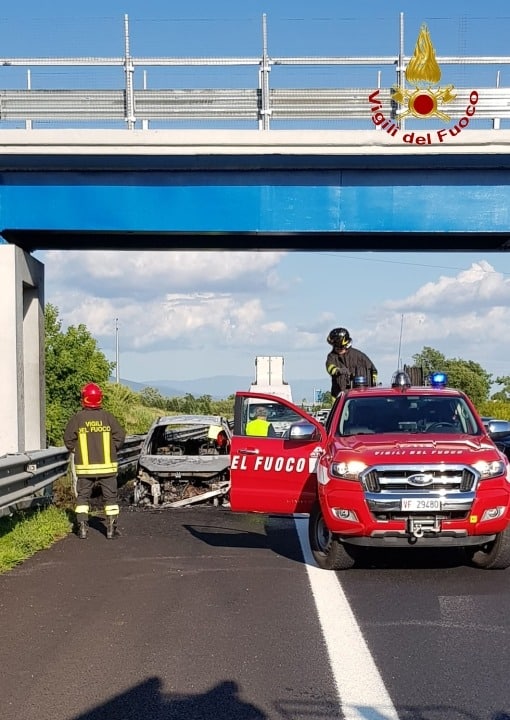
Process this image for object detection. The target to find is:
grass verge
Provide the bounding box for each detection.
[0,505,73,575]
[0,469,135,575]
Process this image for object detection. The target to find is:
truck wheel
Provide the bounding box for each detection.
[468,526,510,569]
[308,502,356,570]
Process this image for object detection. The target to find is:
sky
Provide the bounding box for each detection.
[3,0,510,396]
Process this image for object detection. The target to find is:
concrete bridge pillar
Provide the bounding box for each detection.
[0,245,45,454]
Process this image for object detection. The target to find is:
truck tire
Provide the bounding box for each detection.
[308,502,356,570]
[467,526,510,569]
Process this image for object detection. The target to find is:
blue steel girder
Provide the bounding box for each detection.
[1,150,510,252]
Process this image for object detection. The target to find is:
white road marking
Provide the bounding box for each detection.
[294,517,400,720]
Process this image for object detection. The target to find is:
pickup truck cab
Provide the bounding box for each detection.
[230,372,510,570]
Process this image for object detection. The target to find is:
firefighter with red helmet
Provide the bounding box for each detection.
[325,327,378,398]
[64,383,126,540]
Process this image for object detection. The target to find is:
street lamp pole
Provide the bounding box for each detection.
[115,318,120,384]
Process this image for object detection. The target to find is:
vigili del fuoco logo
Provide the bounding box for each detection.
[368,23,479,145]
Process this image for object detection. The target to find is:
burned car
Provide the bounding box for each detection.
[133,414,232,507]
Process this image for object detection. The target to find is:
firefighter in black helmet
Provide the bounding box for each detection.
[325,327,378,398]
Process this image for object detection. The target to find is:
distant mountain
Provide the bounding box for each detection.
[141,375,251,399]
[120,375,329,403]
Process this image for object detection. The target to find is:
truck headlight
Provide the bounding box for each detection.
[330,460,367,480]
[473,459,506,479]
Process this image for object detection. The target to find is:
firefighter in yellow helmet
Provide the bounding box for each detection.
[64,383,126,540]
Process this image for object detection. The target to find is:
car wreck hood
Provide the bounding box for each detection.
[138,454,230,474]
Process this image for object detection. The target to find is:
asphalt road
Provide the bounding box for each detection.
[1,507,510,720]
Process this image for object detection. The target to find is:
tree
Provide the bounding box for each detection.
[139,386,168,409]
[45,304,114,445]
[413,346,491,407]
[195,394,213,414]
[491,376,510,402]
[103,383,163,434]
[321,391,334,406]
[412,347,447,376]
[445,358,491,406]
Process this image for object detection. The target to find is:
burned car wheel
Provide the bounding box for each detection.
[308,502,356,570]
[132,476,156,507]
[467,526,510,569]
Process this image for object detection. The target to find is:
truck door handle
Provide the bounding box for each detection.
[238,448,260,455]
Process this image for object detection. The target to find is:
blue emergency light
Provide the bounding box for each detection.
[429,371,448,388]
[352,375,368,389]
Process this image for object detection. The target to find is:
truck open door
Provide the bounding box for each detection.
[230,392,326,514]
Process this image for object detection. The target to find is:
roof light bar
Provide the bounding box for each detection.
[391,371,412,390]
[429,371,448,388]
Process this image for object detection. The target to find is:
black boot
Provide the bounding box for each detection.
[106,517,120,539]
[77,521,88,539]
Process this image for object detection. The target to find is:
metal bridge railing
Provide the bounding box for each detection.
[0,434,146,518]
[1,87,508,126]
[1,14,510,130]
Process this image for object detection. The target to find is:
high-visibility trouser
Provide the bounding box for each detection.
[75,475,119,521]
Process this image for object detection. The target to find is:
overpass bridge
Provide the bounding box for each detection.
[2,14,510,454]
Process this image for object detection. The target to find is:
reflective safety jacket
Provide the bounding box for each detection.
[245,418,276,437]
[64,408,126,476]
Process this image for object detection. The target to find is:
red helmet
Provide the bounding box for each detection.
[81,382,103,408]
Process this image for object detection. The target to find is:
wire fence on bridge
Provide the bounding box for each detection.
[0,13,510,131]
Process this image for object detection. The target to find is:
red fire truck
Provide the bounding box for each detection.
[230,371,510,570]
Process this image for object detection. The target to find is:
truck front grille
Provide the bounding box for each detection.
[361,465,478,494]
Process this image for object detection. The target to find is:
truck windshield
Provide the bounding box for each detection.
[337,395,481,436]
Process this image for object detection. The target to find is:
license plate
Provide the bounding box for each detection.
[401,498,441,511]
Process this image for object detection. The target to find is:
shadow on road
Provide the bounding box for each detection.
[183,523,270,549]
[71,677,266,720]
[183,514,305,565]
[69,679,510,720]
[183,515,482,570]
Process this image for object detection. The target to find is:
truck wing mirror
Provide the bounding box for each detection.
[288,421,319,441]
[487,419,510,439]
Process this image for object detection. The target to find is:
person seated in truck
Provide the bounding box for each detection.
[245,406,277,437]
[422,400,462,431]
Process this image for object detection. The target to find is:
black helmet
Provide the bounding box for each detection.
[327,327,352,349]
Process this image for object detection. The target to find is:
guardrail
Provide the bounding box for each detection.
[0,434,146,518]
[1,87,508,127]
[118,435,147,469]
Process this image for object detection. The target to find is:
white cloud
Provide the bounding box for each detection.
[42,250,286,298]
[39,251,510,386]
[365,261,510,382]
[384,260,510,314]
[42,251,317,357]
